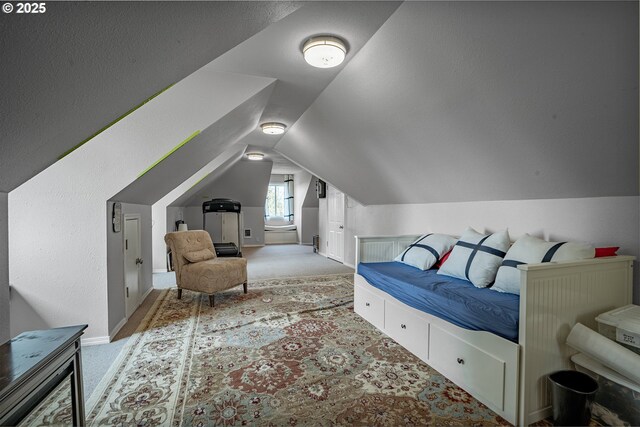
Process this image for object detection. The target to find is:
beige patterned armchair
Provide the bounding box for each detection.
[164,230,247,306]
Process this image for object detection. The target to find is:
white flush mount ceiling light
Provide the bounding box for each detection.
[303,36,347,68]
[246,152,265,161]
[260,122,286,135]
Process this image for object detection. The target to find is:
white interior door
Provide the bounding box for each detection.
[124,216,141,318]
[327,185,345,263]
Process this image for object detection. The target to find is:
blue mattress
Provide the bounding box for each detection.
[358,262,520,342]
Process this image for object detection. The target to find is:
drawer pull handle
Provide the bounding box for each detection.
[365,302,370,307]
[401,324,407,329]
[457,358,464,365]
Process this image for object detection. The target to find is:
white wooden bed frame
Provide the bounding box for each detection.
[354,235,634,426]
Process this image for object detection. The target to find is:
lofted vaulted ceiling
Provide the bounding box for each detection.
[0,1,302,193]
[113,83,276,205]
[168,146,249,208]
[276,1,639,205]
[2,1,637,210]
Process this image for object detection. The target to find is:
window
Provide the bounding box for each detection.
[265,184,286,217]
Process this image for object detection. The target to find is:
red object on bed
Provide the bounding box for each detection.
[595,247,619,257]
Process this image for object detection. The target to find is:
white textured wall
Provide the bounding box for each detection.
[335,196,639,302]
[0,192,8,342]
[107,202,153,334]
[294,170,312,243]
[9,70,274,340]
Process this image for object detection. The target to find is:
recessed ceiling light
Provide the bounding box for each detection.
[246,152,264,161]
[303,36,347,68]
[261,122,286,135]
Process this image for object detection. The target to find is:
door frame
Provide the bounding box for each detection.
[123,213,142,318]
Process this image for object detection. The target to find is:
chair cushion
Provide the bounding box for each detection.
[183,248,216,263]
[181,257,248,294]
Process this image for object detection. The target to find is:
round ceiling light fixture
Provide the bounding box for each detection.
[303,36,347,68]
[246,152,265,161]
[260,122,286,135]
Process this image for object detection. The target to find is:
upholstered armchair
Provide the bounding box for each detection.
[164,230,247,306]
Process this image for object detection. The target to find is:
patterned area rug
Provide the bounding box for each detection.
[31,275,511,426]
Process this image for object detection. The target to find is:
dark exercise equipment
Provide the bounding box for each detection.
[202,198,242,257]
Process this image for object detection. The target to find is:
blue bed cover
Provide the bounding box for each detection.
[358,262,520,342]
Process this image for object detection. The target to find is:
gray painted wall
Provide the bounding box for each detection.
[184,207,203,234]
[277,1,638,205]
[242,207,266,246]
[0,1,300,192]
[0,193,8,342]
[179,160,273,246]
[301,208,319,245]
[303,177,320,208]
[300,177,320,244]
[168,148,245,208]
[107,202,153,334]
[293,171,311,242]
[167,207,185,234]
[184,160,273,207]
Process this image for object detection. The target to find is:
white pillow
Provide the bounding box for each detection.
[394,233,457,270]
[437,227,510,288]
[492,234,595,295]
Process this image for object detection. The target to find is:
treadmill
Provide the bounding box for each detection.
[202,198,242,257]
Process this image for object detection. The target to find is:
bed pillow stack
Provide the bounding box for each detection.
[492,234,595,295]
[395,233,457,270]
[437,227,510,288]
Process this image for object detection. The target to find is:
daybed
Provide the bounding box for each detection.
[354,234,634,425]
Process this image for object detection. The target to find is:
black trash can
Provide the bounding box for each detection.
[548,370,599,426]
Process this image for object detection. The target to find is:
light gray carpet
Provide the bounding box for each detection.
[244,244,354,279]
[81,339,128,399]
[152,271,176,289]
[82,245,354,401]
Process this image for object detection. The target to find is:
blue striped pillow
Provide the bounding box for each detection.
[395,234,457,270]
[437,227,510,288]
[492,235,594,295]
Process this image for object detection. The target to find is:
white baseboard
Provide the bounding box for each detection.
[153,269,169,273]
[242,244,264,248]
[103,287,154,344]
[82,335,110,346]
[108,317,127,342]
[344,261,355,269]
[318,251,327,257]
[140,285,154,302]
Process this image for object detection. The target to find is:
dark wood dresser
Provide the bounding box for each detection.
[0,325,88,426]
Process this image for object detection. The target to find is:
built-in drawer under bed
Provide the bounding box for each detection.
[358,262,520,342]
